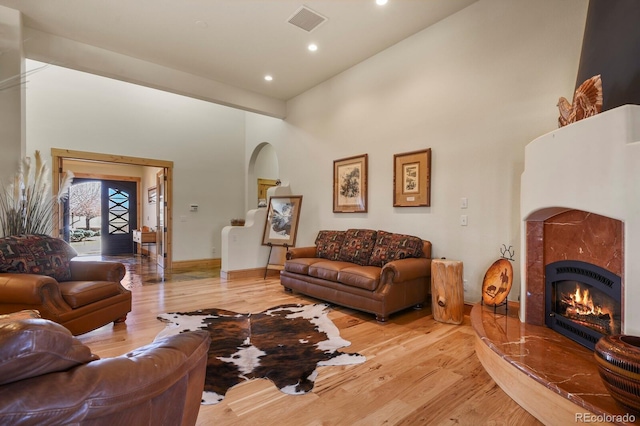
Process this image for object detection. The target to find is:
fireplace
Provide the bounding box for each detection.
[545,260,621,350]
[520,105,640,341]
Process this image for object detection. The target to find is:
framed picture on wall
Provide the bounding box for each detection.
[262,196,303,247]
[393,149,431,207]
[333,154,368,213]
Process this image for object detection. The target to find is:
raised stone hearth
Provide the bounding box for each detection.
[472,304,635,425]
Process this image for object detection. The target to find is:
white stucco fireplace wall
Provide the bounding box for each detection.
[520,105,640,335]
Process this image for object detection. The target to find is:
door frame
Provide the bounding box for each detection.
[51,148,174,270]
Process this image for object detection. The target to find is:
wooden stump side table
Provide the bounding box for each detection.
[431,259,464,325]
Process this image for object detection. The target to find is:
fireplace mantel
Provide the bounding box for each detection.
[520,105,640,336]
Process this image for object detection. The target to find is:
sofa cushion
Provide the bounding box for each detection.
[337,265,381,291]
[368,231,424,267]
[337,229,377,266]
[308,261,354,282]
[0,234,77,282]
[0,318,97,386]
[315,230,346,261]
[284,257,324,275]
[58,281,124,309]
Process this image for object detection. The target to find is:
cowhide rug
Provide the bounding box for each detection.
[156,303,366,405]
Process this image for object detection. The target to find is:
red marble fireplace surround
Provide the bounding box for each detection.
[525,209,624,328]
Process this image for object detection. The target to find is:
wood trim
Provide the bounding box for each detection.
[51,148,174,270]
[221,267,280,280]
[51,148,174,168]
[72,172,140,182]
[172,258,221,272]
[474,335,607,425]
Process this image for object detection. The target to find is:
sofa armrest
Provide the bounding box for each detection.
[0,273,71,311]
[0,330,211,426]
[69,261,126,282]
[381,257,431,284]
[286,246,317,260]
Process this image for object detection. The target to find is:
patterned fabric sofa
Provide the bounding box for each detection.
[0,234,132,335]
[280,229,432,321]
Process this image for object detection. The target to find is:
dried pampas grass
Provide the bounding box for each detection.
[0,150,74,237]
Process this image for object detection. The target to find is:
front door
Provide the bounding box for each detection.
[101,180,137,255]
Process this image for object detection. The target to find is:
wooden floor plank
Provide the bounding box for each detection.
[77,267,541,426]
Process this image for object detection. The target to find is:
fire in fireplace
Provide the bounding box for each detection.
[545,260,621,350]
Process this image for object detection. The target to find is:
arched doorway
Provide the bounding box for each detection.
[248,142,279,210]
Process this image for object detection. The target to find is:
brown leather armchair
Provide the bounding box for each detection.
[0,234,132,335]
[0,316,210,425]
[0,260,132,335]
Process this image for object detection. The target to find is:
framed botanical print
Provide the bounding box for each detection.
[333,154,368,213]
[262,196,303,246]
[393,149,431,207]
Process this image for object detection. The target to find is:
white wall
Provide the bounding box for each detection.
[13,0,589,297]
[245,0,589,303]
[25,61,247,262]
[0,6,25,176]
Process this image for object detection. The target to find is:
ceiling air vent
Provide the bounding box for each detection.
[287,6,327,33]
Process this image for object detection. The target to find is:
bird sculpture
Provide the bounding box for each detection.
[557,74,603,127]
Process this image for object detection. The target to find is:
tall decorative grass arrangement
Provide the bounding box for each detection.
[0,150,73,237]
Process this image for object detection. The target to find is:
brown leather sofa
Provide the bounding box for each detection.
[280,229,432,321]
[0,234,132,335]
[0,313,210,425]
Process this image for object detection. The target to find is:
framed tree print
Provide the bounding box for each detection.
[262,196,303,246]
[393,149,431,207]
[333,154,368,213]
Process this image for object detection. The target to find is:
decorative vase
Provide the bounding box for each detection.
[594,334,640,412]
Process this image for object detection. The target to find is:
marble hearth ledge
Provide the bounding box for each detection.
[471,304,637,425]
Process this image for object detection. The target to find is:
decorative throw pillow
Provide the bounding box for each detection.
[0,318,97,386]
[368,231,424,267]
[315,230,346,260]
[0,234,77,282]
[337,229,378,266]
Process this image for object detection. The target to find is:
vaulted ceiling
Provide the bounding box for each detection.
[0,0,477,105]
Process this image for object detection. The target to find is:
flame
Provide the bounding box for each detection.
[568,286,603,316]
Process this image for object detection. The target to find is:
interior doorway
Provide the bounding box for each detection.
[52,148,174,269]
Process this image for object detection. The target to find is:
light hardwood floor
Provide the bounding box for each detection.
[78,273,542,426]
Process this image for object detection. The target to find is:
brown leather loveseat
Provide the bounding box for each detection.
[0,234,131,335]
[0,312,210,425]
[280,229,432,321]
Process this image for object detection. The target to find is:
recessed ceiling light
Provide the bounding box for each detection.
[264,75,273,82]
[376,0,388,5]
[308,43,318,52]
